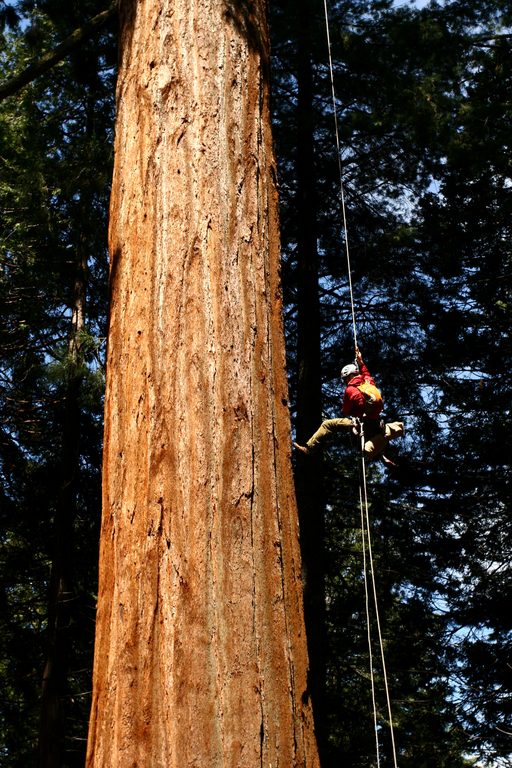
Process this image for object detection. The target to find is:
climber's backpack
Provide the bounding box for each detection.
[357,380,384,417]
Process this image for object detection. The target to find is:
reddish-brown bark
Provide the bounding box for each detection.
[86,1,319,766]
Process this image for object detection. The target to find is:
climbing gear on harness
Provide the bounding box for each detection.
[363,421,404,460]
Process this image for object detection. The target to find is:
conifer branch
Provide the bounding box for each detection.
[0,2,118,102]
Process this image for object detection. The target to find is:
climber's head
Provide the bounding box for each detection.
[341,363,358,383]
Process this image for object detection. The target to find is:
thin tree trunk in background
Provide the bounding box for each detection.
[294,1,329,761]
[39,226,87,768]
[86,1,319,766]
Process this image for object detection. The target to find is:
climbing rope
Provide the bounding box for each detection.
[322,0,358,353]
[359,427,399,768]
[322,1,399,764]
[358,443,381,765]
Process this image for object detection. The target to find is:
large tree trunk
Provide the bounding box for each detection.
[86,1,319,766]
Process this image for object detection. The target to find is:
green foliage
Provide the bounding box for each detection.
[0,1,114,764]
[272,0,512,765]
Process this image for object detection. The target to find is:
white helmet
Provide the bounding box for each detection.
[341,363,358,381]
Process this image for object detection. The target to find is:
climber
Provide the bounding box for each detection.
[293,347,404,466]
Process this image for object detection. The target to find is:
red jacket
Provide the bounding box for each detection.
[342,361,382,420]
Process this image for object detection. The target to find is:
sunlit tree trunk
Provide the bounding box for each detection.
[86,1,319,766]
